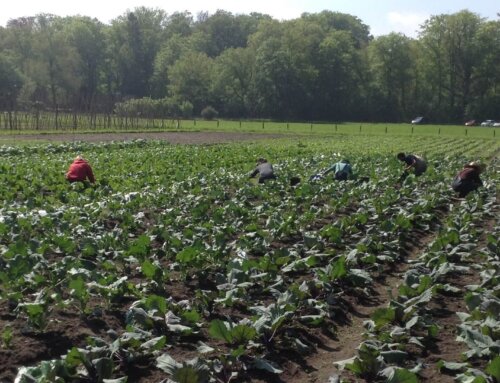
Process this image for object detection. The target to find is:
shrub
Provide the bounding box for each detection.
[200,106,218,120]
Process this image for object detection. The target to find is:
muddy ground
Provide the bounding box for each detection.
[0,131,291,144]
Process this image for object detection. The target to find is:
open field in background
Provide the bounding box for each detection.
[0,112,499,140]
[0,133,499,383]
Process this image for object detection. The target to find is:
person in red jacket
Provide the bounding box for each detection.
[451,162,485,198]
[65,155,95,184]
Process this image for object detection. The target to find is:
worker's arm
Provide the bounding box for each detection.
[249,168,259,178]
[404,157,416,171]
[86,164,96,184]
[322,164,335,176]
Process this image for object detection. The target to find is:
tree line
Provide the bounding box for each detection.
[0,8,499,123]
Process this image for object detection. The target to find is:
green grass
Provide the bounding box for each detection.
[187,120,500,139]
[0,119,498,140]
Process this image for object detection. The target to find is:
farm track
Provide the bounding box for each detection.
[0,131,292,144]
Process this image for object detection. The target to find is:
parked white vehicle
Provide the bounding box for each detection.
[480,120,495,126]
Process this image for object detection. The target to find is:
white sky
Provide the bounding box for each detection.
[1,0,498,37]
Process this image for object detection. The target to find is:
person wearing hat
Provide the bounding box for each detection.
[65,155,95,184]
[323,159,353,181]
[451,162,485,198]
[249,158,276,183]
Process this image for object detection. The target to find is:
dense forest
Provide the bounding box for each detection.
[0,8,499,123]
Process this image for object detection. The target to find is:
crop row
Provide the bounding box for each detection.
[1,136,498,382]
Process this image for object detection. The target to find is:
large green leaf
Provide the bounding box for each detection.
[486,355,500,381]
[208,320,233,343]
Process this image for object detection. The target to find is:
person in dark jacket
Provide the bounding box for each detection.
[65,155,95,184]
[397,152,427,182]
[452,162,485,198]
[249,158,276,183]
[397,152,427,176]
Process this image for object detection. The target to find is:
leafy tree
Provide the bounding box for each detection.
[212,47,257,117]
[61,16,106,112]
[419,11,483,121]
[107,8,167,98]
[368,33,415,121]
[195,10,268,57]
[467,20,500,119]
[167,51,214,114]
[0,55,23,109]
[316,30,364,120]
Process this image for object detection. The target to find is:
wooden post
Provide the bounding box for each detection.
[239,121,242,128]
[262,121,264,129]
[385,126,387,134]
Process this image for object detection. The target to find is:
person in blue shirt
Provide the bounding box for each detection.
[323,159,353,181]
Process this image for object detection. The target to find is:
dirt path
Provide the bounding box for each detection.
[0,131,290,144]
[284,196,497,383]
[293,230,439,383]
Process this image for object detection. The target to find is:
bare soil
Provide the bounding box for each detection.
[0,131,289,144]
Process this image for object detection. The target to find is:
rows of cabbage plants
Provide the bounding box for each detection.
[334,163,499,382]
[1,136,498,383]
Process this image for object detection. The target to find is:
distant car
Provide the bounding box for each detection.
[411,116,425,124]
[481,120,495,126]
[465,120,477,126]
[494,122,500,127]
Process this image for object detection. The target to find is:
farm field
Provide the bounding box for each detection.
[0,134,499,383]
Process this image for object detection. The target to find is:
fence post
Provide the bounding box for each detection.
[287,123,289,130]
[262,121,264,129]
[465,129,468,136]
[217,120,219,128]
[335,124,337,132]
[359,125,362,133]
[385,126,387,134]
[239,121,242,128]
[411,126,414,134]
[438,127,441,135]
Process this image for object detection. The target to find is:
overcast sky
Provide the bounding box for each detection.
[1,0,498,37]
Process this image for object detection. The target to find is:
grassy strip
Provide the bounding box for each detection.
[0,121,498,139]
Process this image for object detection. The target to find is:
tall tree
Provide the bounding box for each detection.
[213,47,257,117]
[467,20,500,119]
[0,55,23,110]
[368,33,415,121]
[316,30,364,120]
[61,16,106,112]
[420,11,483,121]
[108,7,167,98]
[167,51,214,114]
